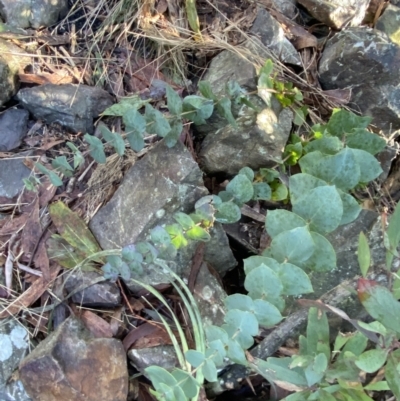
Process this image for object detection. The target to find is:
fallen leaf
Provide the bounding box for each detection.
[80,310,113,338]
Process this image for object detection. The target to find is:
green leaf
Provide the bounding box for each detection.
[279,262,313,295]
[269,226,315,265]
[253,299,283,327]
[304,136,343,155]
[346,129,386,155]
[304,148,360,191]
[48,201,102,268]
[306,308,330,360]
[293,186,343,234]
[171,369,198,398]
[226,174,254,204]
[225,294,254,311]
[244,264,283,301]
[260,59,274,76]
[100,125,125,156]
[257,72,274,106]
[252,182,271,200]
[145,104,171,137]
[215,202,241,224]
[216,96,237,128]
[271,182,288,201]
[205,325,229,345]
[185,350,205,367]
[124,108,146,133]
[224,309,258,349]
[238,167,254,181]
[225,338,247,365]
[325,108,371,138]
[35,163,63,187]
[243,255,280,274]
[289,173,328,204]
[385,349,400,399]
[127,131,145,152]
[186,226,211,242]
[164,118,183,148]
[386,200,400,256]
[284,142,303,165]
[102,96,149,116]
[293,106,307,127]
[84,134,106,163]
[202,359,218,382]
[258,168,279,183]
[165,224,188,249]
[358,232,371,278]
[357,279,400,334]
[173,212,195,230]
[303,232,336,272]
[52,156,74,177]
[166,85,182,116]
[338,190,361,225]
[150,226,171,245]
[355,348,388,373]
[206,340,226,366]
[198,81,217,100]
[182,95,214,125]
[341,332,368,357]
[363,381,390,391]
[350,148,382,183]
[266,210,307,239]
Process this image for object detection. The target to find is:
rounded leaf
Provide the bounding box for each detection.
[279,262,313,295]
[173,212,195,230]
[289,173,327,204]
[338,190,361,225]
[292,186,343,234]
[224,309,258,349]
[270,227,315,265]
[185,226,211,241]
[266,210,307,239]
[171,369,198,398]
[225,294,254,311]
[244,264,283,300]
[302,232,336,272]
[226,174,254,204]
[202,359,218,382]
[215,202,241,224]
[350,148,383,183]
[239,167,254,181]
[355,349,388,373]
[185,350,205,368]
[243,255,280,274]
[252,182,272,200]
[253,299,283,327]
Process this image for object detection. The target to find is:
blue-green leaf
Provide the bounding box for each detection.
[289,173,328,204]
[269,227,315,265]
[252,182,271,200]
[338,190,361,225]
[350,148,383,183]
[166,85,182,116]
[145,104,171,137]
[266,210,307,239]
[84,134,106,163]
[305,136,343,155]
[185,350,205,368]
[243,255,280,274]
[171,369,198,398]
[346,129,386,155]
[226,174,254,204]
[202,359,218,382]
[215,201,241,224]
[253,299,283,327]
[182,95,214,125]
[325,108,371,138]
[355,349,388,373]
[238,167,254,181]
[100,125,125,156]
[292,185,343,234]
[358,232,371,278]
[224,309,258,349]
[279,262,313,295]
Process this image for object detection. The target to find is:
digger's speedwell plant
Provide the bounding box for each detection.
[43,59,397,400]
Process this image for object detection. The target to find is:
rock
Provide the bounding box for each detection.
[128,346,178,373]
[376,4,400,46]
[318,27,400,133]
[89,140,236,286]
[0,0,68,29]
[297,0,369,29]
[0,109,29,151]
[19,316,128,401]
[0,318,32,401]
[0,39,31,107]
[250,8,301,66]
[64,270,121,308]
[270,0,297,19]
[199,96,293,175]
[17,84,114,134]
[0,152,31,199]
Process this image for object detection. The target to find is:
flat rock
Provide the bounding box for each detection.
[0,109,29,151]
[319,27,400,133]
[0,39,30,107]
[64,270,121,308]
[89,140,237,285]
[0,0,68,29]
[0,153,31,199]
[250,8,301,66]
[19,316,128,401]
[17,84,114,134]
[0,318,31,401]
[297,0,369,29]
[199,96,293,175]
[376,4,400,45]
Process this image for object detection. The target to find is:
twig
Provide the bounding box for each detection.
[16,262,43,277]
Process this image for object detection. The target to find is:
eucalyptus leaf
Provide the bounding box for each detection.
[182,95,214,125]
[289,173,328,204]
[198,81,217,100]
[346,129,386,155]
[303,232,337,272]
[173,212,195,230]
[253,299,283,327]
[123,108,147,133]
[238,167,254,181]
[279,262,313,295]
[355,348,388,373]
[224,309,258,349]
[99,125,125,156]
[338,190,361,225]
[252,182,272,200]
[350,148,382,183]
[202,359,218,382]
[127,131,145,152]
[102,96,149,116]
[185,350,205,367]
[52,156,74,177]
[292,185,343,234]
[304,136,343,155]
[325,108,371,138]
[226,174,254,204]
[150,226,171,246]
[145,104,171,137]
[243,255,280,274]
[186,226,211,241]
[269,226,315,265]
[166,85,182,116]
[216,97,237,128]
[266,210,307,238]
[215,202,241,224]
[171,369,198,398]
[84,134,106,163]
[164,118,183,148]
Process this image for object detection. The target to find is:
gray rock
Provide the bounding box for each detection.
[270,0,297,19]
[89,140,236,287]
[376,4,400,46]
[0,40,31,107]
[0,109,29,151]
[0,0,68,29]
[64,270,121,308]
[128,346,178,373]
[0,153,31,199]
[297,0,369,29]
[17,84,114,134]
[319,27,400,133]
[199,96,293,175]
[19,316,128,401]
[0,318,32,401]
[250,8,301,66]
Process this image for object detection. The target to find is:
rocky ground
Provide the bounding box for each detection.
[1,0,400,400]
